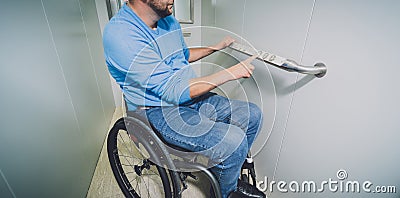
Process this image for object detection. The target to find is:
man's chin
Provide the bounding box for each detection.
[162,11,173,18]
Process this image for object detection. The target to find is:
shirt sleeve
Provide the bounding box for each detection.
[124,35,194,105]
[182,37,190,61]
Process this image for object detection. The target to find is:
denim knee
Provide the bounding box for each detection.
[248,102,263,125]
[207,124,247,165]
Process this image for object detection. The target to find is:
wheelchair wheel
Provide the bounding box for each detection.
[107,117,179,198]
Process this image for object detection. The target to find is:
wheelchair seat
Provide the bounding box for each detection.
[125,111,208,165]
[126,111,191,152]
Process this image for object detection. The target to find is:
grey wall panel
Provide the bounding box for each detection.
[0,1,82,197]
[0,170,14,198]
[274,1,400,197]
[201,0,215,28]
[214,0,246,35]
[94,0,124,108]
[79,0,115,119]
[0,0,114,197]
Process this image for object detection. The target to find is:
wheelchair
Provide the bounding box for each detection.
[107,111,259,198]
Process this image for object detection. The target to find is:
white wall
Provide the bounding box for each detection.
[96,0,125,108]
[202,0,400,197]
[181,0,203,75]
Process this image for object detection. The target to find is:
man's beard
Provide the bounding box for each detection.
[147,0,173,18]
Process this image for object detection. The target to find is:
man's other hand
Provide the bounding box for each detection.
[213,36,235,51]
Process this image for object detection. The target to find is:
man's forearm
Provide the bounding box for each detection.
[188,69,233,98]
[188,47,216,63]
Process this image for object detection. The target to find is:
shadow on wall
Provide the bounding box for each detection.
[275,74,316,95]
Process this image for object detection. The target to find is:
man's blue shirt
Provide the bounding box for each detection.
[103,4,196,111]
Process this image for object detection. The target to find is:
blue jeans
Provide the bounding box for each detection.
[137,93,262,198]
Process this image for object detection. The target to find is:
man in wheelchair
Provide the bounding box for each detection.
[103,0,265,197]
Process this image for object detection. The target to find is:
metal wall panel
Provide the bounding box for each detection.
[0,0,114,197]
[276,1,400,197]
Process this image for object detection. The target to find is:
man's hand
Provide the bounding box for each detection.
[188,36,235,63]
[227,55,258,79]
[213,36,235,51]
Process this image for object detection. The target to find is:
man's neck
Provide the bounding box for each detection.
[128,1,160,29]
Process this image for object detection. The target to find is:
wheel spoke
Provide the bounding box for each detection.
[118,132,135,158]
[129,175,140,184]
[118,153,140,160]
[139,174,151,198]
[147,168,161,176]
[109,123,173,198]
[117,132,141,170]
[135,179,141,197]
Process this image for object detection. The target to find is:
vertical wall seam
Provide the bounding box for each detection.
[240,0,247,45]
[299,0,317,64]
[214,0,217,26]
[76,0,109,126]
[40,0,81,132]
[0,168,16,198]
[270,0,317,188]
